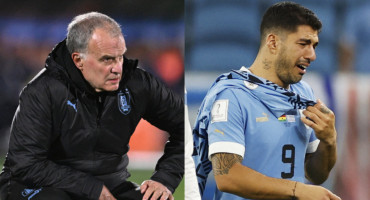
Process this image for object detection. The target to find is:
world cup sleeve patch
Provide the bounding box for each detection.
[211,99,229,123]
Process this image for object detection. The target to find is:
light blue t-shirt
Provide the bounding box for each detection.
[193,67,319,200]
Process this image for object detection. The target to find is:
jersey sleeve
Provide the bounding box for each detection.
[307,130,320,153]
[207,89,245,158]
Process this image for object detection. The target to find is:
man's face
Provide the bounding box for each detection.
[79,28,126,92]
[275,25,318,86]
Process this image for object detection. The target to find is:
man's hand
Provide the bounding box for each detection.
[296,182,341,200]
[140,180,174,200]
[301,99,337,145]
[99,185,117,200]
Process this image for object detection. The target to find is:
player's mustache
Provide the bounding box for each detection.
[108,74,121,80]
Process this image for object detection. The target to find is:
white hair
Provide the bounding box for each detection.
[66,12,122,54]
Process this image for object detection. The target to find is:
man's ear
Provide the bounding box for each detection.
[266,34,278,54]
[71,53,84,70]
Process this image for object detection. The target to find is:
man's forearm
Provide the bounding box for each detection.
[301,100,338,184]
[305,140,337,184]
[211,153,341,199]
[151,138,184,193]
[212,153,297,199]
[219,163,298,199]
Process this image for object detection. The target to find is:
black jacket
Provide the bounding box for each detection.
[0,40,184,200]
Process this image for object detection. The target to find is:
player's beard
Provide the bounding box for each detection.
[275,45,302,86]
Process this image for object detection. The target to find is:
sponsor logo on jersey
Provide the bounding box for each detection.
[256,113,269,122]
[67,100,77,112]
[118,88,131,115]
[22,189,34,197]
[22,188,43,199]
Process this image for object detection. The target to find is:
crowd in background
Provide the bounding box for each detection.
[186,0,370,74]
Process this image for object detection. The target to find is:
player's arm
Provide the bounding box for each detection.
[302,99,337,184]
[211,153,341,200]
[139,68,183,198]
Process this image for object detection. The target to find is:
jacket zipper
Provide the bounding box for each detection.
[96,95,103,127]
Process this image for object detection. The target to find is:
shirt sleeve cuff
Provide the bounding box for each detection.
[208,142,245,160]
[307,139,320,153]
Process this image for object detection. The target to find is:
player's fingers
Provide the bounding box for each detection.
[159,190,172,200]
[140,181,149,194]
[329,192,341,200]
[314,99,333,115]
[305,106,328,122]
[142,186,155,200]
[306,106,320,115]
[167,193,174,200]
[304,107,333,128]
[305,107,336,133]
[159,191,167,200]
[300,116,319,130]
[315,99,327,110]
[302,109,323,126]
[149,190,162,200]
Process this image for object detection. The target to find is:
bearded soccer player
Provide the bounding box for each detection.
[192,2,340,200]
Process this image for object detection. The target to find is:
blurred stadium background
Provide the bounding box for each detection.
[0,0,184,199]
[186,0,369,199]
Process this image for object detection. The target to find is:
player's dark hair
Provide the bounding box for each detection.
[260,1,322,43]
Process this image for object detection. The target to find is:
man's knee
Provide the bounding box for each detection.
[34,187,72,200]
[112,181,143,200]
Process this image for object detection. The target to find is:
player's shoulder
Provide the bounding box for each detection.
[211,81,252,102]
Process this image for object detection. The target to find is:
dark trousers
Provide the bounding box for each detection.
[6,181,143,200]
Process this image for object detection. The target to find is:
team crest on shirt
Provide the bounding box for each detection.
[118,88,131,115]
[244,81,258,90]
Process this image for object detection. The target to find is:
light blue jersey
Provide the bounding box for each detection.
[193,67,319,200]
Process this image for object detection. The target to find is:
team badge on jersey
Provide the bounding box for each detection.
[118,88,131,115]
[244,80,258,90]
